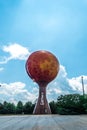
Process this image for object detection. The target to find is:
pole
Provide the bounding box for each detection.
[81,76,85,96]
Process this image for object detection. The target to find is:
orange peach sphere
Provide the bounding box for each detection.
[26,50,59,84]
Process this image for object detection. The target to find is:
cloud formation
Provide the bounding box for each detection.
[68,76,87,94]
[0,82,37,104]
[0,43,30,64]
[0,65,87,103]
[47,65,87,101]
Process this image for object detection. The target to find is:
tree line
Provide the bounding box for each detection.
[0,101,35,114]
[0,94,87,115]
[50,94,87,115]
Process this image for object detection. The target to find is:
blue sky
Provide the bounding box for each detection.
[0,0,87,103]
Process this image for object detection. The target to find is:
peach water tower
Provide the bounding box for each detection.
[26,50,59,114]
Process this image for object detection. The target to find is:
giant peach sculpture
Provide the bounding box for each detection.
[26,50,59,114]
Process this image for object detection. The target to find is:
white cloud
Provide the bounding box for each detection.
[0,65,87,103]
[68,76,87,94]
[47,65,87,101]
[0,43,30,64]
[0,82,37,103]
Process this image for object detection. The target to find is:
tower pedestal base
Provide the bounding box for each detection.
[33,84,51,114]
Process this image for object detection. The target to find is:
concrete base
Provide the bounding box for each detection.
[0,115,87,130]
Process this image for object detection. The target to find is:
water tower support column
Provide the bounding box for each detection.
[33,82,51,114]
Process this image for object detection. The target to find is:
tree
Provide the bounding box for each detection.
[0,102,4,114]
[16,101,23,114]
[57,94,86,115]
[49,101,57,114]
[0,101,16,114]
[6,103,16,114]
[82,94,87,114]
[3,101,9,114]
[23,101,34,114]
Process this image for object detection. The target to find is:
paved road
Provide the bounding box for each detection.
[0,115,87,130]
